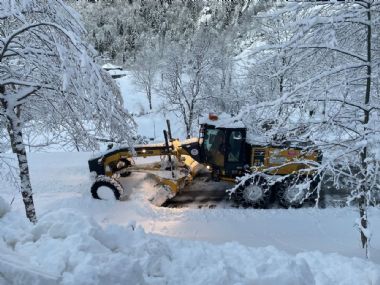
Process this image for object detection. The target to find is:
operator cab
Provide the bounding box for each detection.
[200,122,248,179]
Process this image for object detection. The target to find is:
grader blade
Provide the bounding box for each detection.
[145,170,188,206]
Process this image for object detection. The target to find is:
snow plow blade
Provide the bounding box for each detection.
[140,170,189,206]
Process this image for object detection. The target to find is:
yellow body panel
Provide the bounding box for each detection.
[251,146,318,175]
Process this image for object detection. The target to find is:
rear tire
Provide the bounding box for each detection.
[91,175,124,200]
[277,177,308,208]
[234,176,271,208]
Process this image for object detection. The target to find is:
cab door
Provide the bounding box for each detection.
[201,127,226,168]
[224,129,246,176]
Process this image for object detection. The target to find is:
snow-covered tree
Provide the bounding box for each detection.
[0,0,135,223]
[241,0,380,257]
[160,29,220,138]
[131,47,160,110]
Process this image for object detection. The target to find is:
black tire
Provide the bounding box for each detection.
[234,176,271,208]
[277,176,308,208]
[91,175,124,200]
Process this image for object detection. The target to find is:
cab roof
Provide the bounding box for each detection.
[199,113,246,129]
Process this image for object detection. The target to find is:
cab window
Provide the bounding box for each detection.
[227,130,243,162]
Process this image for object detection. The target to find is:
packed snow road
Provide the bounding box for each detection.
[2,152,380,284]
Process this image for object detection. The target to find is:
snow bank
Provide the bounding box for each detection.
[1,208,380,285]
[0,196,11,218]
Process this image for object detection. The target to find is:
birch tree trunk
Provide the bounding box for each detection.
[6,107,37,224]
[359,2,372,257]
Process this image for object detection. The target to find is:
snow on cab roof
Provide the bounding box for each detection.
[199,113,270,145]
[246,131,271,146]
[199,113,245,129]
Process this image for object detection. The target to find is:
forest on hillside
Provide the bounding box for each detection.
[70,0,274,126]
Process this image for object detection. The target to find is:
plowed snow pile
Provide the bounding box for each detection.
[1,206,379,285]
[2,153,380,285]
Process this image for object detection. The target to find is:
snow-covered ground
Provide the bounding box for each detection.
[1,152,380,284]
[2,75,380,284]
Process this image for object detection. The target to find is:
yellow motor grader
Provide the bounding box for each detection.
[88,115,322,208]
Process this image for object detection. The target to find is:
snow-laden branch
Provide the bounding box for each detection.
[278,98,379,113]
[0,22,79,62]
[293,45,367,62]
[239,62,369,116]
[0,79,51,89]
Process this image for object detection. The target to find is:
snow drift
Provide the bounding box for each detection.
[1,207,380,285]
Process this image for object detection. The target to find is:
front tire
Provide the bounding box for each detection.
[91,175,124,200]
